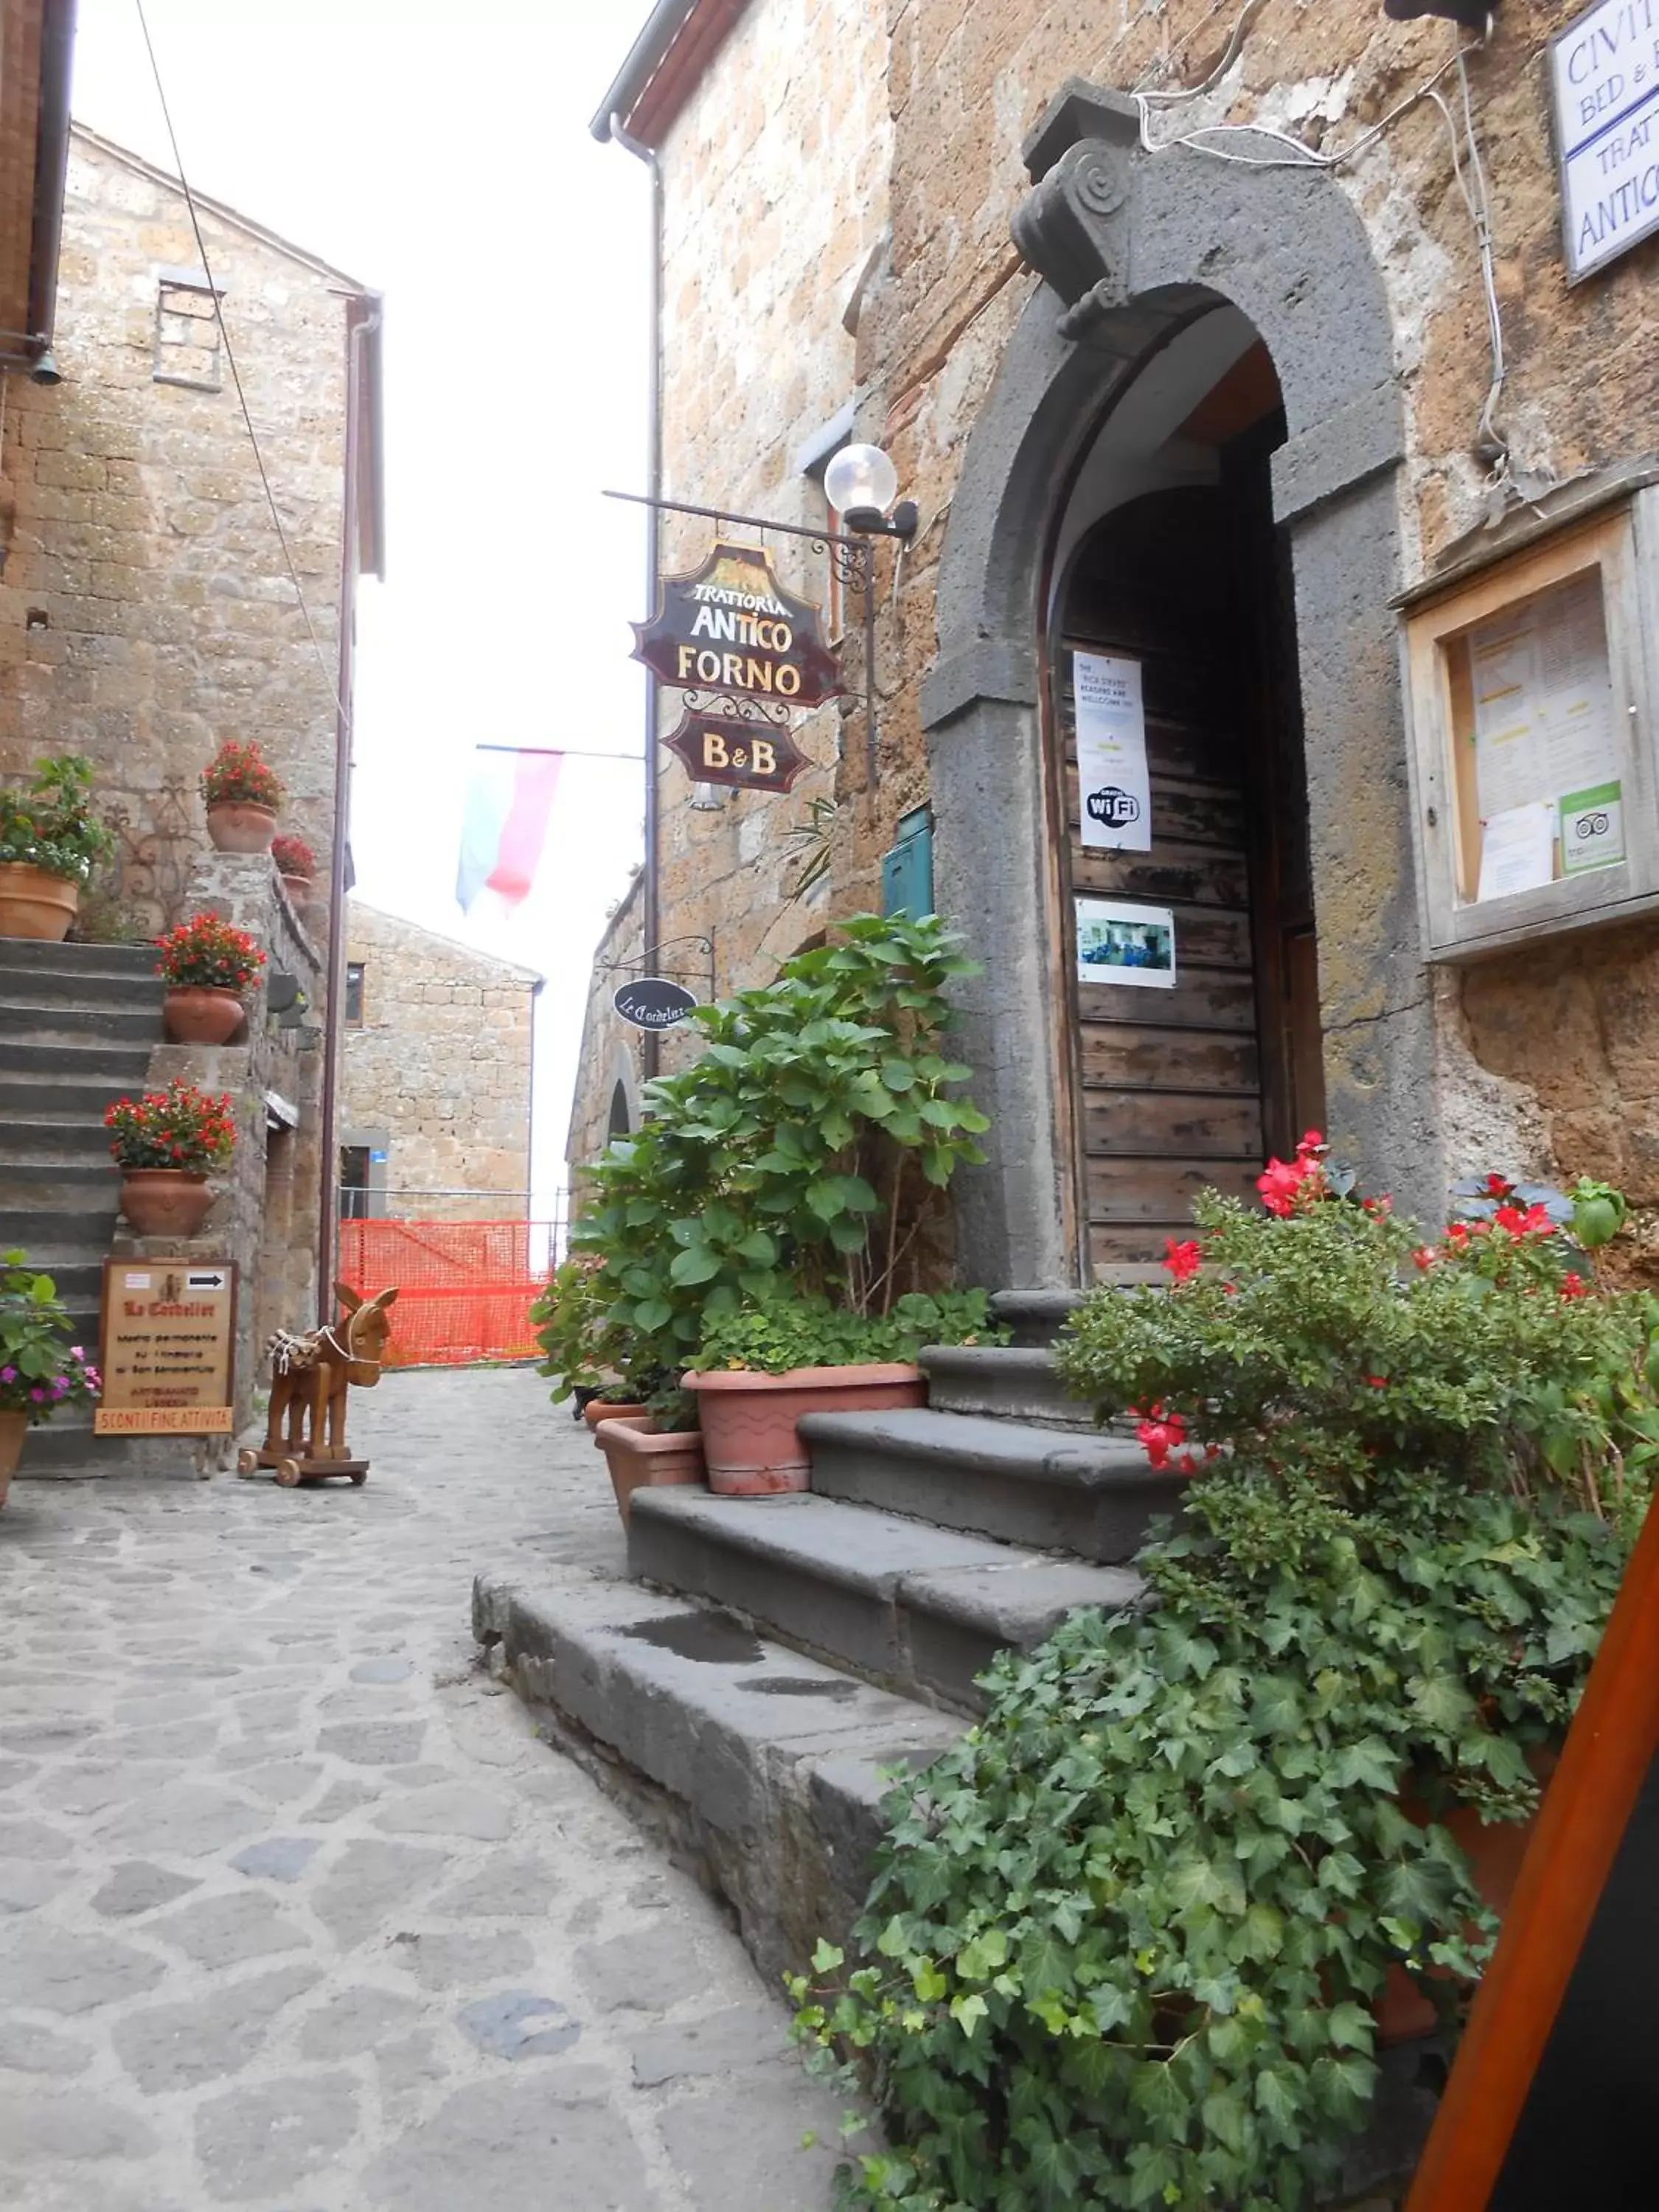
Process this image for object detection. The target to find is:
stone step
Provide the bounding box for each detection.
[0,1207,119,1252]
[0,1163,120,1212]
[920,1342,1096,1430]
[0,938,159,977]
[472,1571,964,1988]
[987,1289,1082,1349]
[799,1406,1181,1562]
[0,996,162,1046]
[0,1117,114,1167]
[0,1037,154,1082]
[0,961,163,1012]
[0,1072,142,1121]
[628,1488,1141,1711]
[15,1416,161,1476]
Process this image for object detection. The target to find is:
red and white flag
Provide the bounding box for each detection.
[456,748,562,914]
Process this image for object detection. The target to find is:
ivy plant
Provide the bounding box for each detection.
[790,1147,1658,2211]
[560,914,991,1391]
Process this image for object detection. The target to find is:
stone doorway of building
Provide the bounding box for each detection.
[1046,312,1326,1275]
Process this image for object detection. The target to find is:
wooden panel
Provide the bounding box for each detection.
[1079,1022,1260,1093]
[1087,1155,1261,1222]
[1090,1221,1194,1267]
[1085,1089,1264,1158]
[1071,843,1251,908]
[1077,968,1258,1032]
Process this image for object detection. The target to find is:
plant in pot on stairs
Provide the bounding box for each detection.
[792,1151,1657,2212]
[201,739,283,854]
[156,912,265,1044]
[0,754,114,941]
[105,1077,236,1239]
[570,913,997,1496]
[0,1250,101,1505]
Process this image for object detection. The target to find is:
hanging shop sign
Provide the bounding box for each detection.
[1550,0,1659,282]
[613,977,698,1030]
[663,709,809,794]
[94,1260,237,1434]
[631,540,844,707]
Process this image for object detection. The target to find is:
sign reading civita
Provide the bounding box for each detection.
[1551,0,1659,281]
[632,540,844,708]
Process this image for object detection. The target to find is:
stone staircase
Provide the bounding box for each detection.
[0,938,164,1473]
[474,1290,1194,1981]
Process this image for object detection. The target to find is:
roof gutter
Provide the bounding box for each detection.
[590,0,695,141]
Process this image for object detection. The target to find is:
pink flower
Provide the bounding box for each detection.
[69,1346,83,1358]
[1163,1238,1202,1283]
[29,1387,45,1402]
[1257,1156,1308,1217]
[0,1366,14,1382]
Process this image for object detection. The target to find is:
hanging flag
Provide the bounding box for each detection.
[456,748,563,913]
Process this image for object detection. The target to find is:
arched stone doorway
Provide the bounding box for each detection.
[923,83,1437,1289]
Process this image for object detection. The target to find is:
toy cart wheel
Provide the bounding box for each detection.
[349,1469,368,1486]
[237,1449,258,1475]
[276,1457,303,1486]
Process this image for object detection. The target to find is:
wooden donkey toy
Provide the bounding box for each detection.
[239,1281,400,1487]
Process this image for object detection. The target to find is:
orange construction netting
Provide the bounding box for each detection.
[337,1219,555,1367]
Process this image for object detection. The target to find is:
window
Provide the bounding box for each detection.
[344,964,365,1026]
[153,271,224,391]
[338,1146,370,1220]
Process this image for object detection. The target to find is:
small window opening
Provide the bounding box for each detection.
[338,1145,370,1220]
[344,964,365,1026]
[153,275,224,392]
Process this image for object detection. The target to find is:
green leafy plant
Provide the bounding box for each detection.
[532,1254,671,1405]
[0,754,114,884]
[155,914,265,993]
[201,740,282,810]
[569,914,991,1388]
[105,1079,236,1173]
[791,1150,1656,2211]
[0,1251,101,1421]
[694,1289,1006,1374]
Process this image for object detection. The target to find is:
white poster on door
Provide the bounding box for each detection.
[1074,652,1152,852]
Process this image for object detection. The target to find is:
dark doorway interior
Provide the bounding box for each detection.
[338,1144,371,1221]
[1053,403,1324,1275]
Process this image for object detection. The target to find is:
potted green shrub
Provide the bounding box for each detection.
[791,1147,1652,2211]
[271,832,317,906]
[201,740,282,853]
[568,915,995,1495]
[0,754,114,940]
[0,1251,101,1504]
[155,913,265,1044]
[105,1078,236,1238]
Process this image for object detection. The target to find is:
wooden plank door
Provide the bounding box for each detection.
[1054,475,1321,1274]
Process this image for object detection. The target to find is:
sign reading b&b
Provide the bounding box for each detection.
[631,541,843,708]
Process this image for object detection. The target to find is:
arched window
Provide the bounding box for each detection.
[607,1082,631,1139]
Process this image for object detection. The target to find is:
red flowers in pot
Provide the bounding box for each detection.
[201,740,283,853]
[105,1079,236,1238]
[270,832,317,905]
[155,913,265,1043]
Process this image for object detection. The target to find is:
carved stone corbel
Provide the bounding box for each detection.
[1009,136,1133,335]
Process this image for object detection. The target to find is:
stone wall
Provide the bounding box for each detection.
[340,900,540,1221]
[566,869,644,1183]
[0,125,357,952]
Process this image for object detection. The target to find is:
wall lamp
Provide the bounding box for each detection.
[824,443,919,539]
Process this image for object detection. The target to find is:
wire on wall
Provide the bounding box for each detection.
[133,0,347,722]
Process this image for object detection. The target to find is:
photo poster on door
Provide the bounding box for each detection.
[1074,651,1152,852]
[1075,897,1176,989]
[1402,1486,1659,2212]
[1465,571,1621,902]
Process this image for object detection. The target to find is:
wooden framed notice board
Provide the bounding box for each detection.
[1402,483,1659,961]
[94,1259,236,1434]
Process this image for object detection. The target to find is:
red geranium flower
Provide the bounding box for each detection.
[1163,1237,1202,1283]
[1559,1272,1590,1299]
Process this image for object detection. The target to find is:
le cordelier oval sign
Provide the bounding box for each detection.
[613,977,698,1030]
[630,540,844,707]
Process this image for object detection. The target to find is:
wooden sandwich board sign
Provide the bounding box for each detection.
[1404,1486,1659,2211]
[94,1259,236,1434]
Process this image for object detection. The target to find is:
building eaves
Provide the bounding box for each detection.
[589,0,752,147]
[348,897,545,988]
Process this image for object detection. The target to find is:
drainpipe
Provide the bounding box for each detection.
[316,293,379,1321]
[24,0,76,369]
[608,113,664,1084]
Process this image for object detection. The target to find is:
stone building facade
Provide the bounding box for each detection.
[340,900,540,1222]
[576,0,1659,1290]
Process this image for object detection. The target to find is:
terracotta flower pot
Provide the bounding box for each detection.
[0,861,79,941]
[593,1416,706,1525]
[0,1409,25,1507]
[119,1169,214,1239]
[684,1362,925,1495]
[280,873,314,908]
[163,986,245,1045]
[206,801,276,854]
[582,1397,650,1430]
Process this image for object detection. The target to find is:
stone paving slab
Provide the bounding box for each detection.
[0,1368,852,2210]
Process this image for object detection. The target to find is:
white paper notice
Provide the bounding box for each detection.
[1074,653,1152,852]
[1470,573,1618,830]
[1476,801,1556,904]
[1075,897,1176,989]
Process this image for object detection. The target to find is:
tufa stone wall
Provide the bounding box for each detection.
[0,125,358,952]
[566,869,645,1185]
[340,900,540,1221]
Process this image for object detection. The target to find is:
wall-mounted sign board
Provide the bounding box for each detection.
[631,540,844,708]
[612,978,698,1031]
[663,709,808,793]
[94,1260,235,1433]
[1403,1489,1659,2211]
[1075,897,1176,988]
[1074,651,1152,852]
[1550,0,1659,283]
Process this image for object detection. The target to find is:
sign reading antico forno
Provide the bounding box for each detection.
[95,1260,237,1434]
[1551,0,1659,280]
[631,540,844,709]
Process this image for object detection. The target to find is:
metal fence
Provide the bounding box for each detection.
[337,1211,566,1367]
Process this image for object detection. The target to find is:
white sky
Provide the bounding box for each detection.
[70,0,653,1215]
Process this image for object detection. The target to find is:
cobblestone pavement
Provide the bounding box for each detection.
[0,1368,848,2212]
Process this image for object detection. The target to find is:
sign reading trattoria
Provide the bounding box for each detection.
[1551,0,1659,281]
[630,540,844,708]
[663,710,809,795]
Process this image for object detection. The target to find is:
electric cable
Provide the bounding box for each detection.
[133,0,347,721]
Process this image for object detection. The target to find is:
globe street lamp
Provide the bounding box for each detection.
[823,442,919,539]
